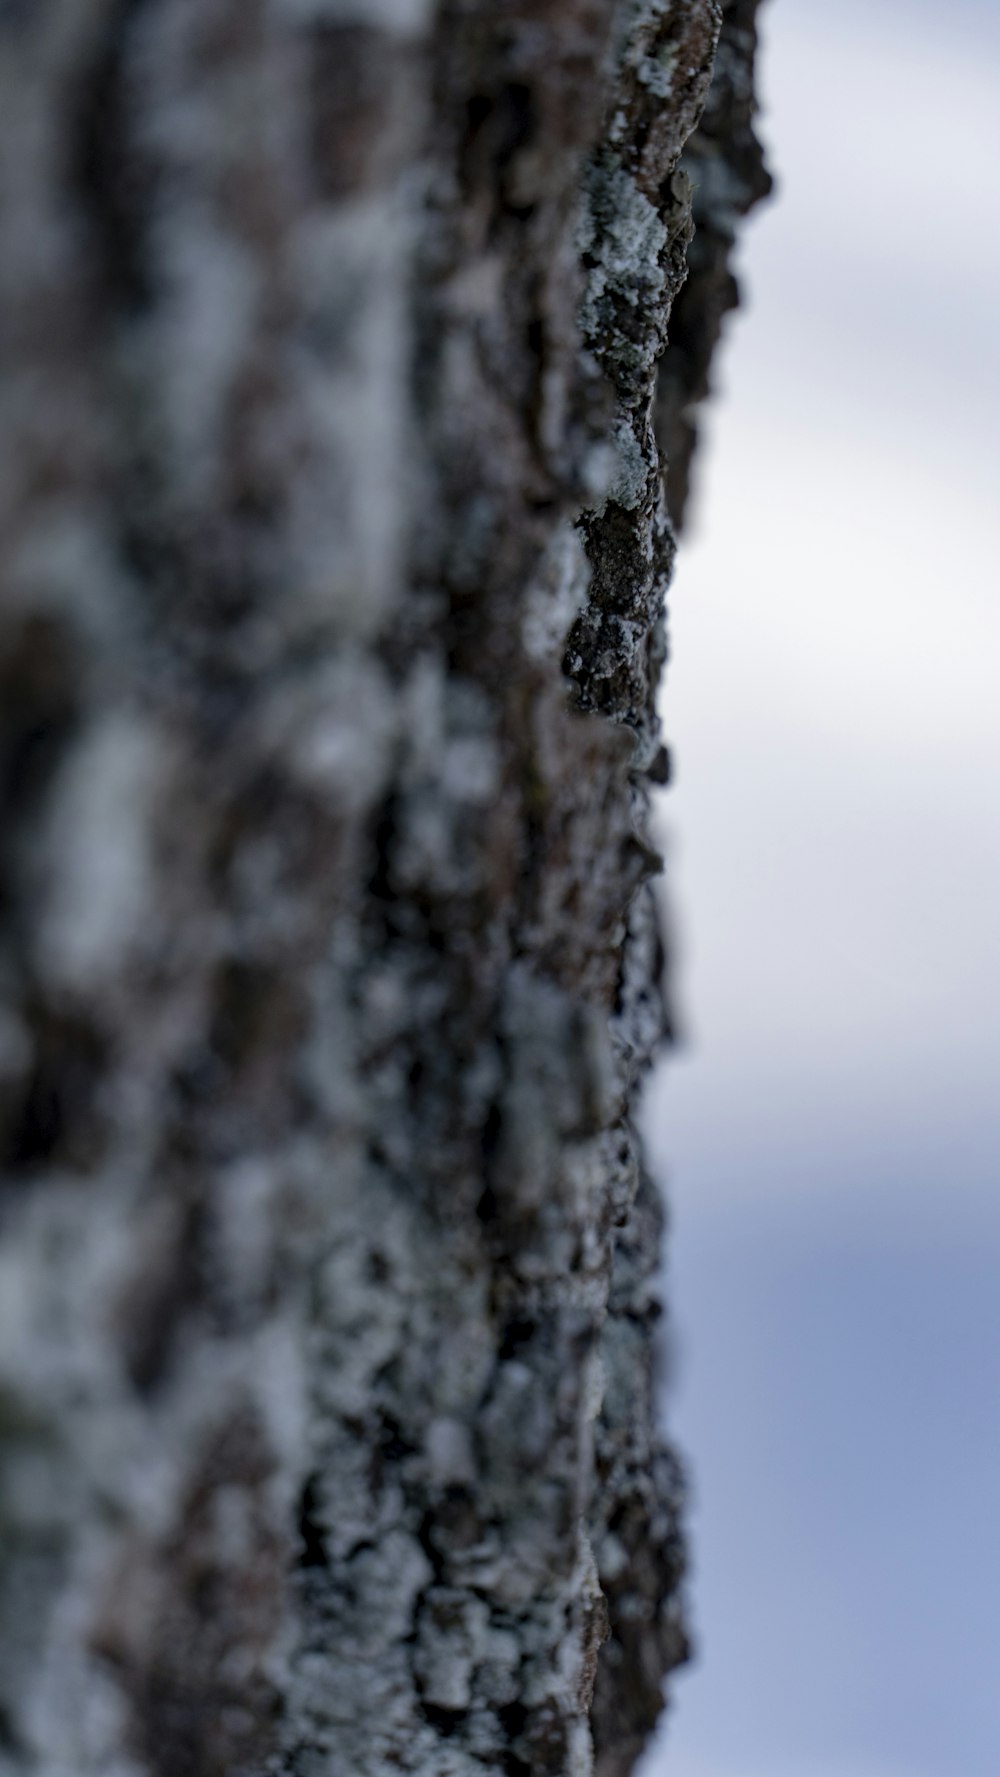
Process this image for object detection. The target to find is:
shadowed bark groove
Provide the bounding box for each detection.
[0,2,767,1773]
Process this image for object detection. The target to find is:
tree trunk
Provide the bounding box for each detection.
[0,4,766,1774]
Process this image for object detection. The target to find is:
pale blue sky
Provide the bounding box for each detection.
[644,2,1000,1773]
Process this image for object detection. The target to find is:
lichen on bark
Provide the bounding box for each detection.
[0,3,768,1774]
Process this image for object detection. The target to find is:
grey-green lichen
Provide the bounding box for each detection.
[578,159,672,395]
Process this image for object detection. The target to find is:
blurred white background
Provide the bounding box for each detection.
[644,2,1000,1773]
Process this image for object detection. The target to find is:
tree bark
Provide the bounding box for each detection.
[0,4,767,1774]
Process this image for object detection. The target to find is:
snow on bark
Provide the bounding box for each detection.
[0,3,767,1773]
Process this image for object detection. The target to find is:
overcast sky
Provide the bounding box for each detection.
[643,3,1000,1774]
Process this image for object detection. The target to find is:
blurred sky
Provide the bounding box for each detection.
[643,2,1000,1774]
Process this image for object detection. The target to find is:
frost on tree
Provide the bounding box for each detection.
[0,3,768,1774]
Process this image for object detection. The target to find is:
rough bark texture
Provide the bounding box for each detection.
[657,0,772,532]
[0,4,766,1774]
